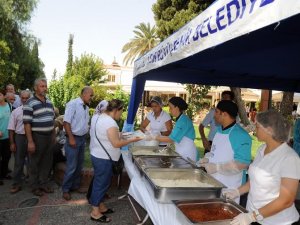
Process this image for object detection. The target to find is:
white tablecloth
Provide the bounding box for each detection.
[122,151,186,225]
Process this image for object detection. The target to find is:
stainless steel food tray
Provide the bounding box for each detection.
[134,156,194,175]
[129,146,179,162]
[144,168,226,203]
[173,199,247,225]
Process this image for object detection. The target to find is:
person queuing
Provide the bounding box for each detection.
[62,86,94,201]
[198,91,235,154]
[200,100,252,203]
[0,89,12,185]
[89,99,141,223]
[153,97,197,161]
[140,96,173,146]
[223,110,300,225]
[6,84,21,109]
[23,78,55,196]
[5,92,16,111]
[8,90,31,193]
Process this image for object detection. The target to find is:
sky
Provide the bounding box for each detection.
[29,0,156,80]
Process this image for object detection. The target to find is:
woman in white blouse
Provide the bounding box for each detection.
[89,100,141,223]
[140,96,172,146]
[223,110,300,225]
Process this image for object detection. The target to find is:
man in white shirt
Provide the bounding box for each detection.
[62,86,94,201]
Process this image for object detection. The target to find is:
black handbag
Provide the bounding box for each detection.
[95,116,124,175]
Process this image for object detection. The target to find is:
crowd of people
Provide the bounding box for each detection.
[0,80,299,224]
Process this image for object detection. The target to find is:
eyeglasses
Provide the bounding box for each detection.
[83,105,86,110]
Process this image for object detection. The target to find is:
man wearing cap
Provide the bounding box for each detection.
[62,86,94,200]
[200,100,251,203]
[140,96,172,146]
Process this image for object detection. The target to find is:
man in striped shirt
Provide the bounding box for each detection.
[23,78,55,196]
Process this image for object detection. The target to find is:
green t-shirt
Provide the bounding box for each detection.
[0,103,11,140]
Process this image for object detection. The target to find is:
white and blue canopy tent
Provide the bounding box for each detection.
[124,0,300,131]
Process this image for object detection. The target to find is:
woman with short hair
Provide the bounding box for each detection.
[89,99,141,223]
[223,110,300,225]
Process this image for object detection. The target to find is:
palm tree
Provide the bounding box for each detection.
[122,22,159,66]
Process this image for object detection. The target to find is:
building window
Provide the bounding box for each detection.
[108,75,115,82]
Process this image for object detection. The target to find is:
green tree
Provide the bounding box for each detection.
[66,34,74,74]
[48,36,109,113]
[122,22,159,65]
[152,0,213,40]
[185,84,211,120]
[0,0,43,90]
[72,53,107,86]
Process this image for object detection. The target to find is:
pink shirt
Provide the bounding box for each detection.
[7,105,25,134]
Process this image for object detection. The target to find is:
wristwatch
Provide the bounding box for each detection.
[254,209,264,222]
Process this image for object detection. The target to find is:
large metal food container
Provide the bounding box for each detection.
[134,156,194,175]
[173,199,247,225]
[129,146,179,162]
[144,168,226,203]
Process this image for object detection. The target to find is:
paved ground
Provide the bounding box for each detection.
[0,173,153,225]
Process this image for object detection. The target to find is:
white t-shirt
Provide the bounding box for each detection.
[146,110,171,134]
[247,143,300,225]
[89,113,121,161]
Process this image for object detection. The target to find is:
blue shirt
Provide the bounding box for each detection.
[0,103,11,140]
[169,114,195,143]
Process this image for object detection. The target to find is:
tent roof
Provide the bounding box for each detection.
[133,1,300,92]
[125,0,300,126]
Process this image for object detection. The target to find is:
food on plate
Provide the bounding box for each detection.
[178,203,240,222]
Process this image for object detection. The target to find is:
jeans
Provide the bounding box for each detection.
[89,156,112,206]
[62,136,86,192]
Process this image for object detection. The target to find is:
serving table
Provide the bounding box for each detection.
[122,150,187,225]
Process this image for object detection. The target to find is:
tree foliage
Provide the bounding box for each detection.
[152,0,214,40]
[48,36,108,113]
[122,22,159,65]
[185,84,211,120]
[0,0,44,90]
[72,53,107,86]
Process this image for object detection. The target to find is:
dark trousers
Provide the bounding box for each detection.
[12,134,28,185]
[0,138,11,179]
[28,132,53,189]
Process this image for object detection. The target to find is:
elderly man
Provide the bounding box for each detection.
[62,86,94,200]
[6,84,21,109]
[5,92,16,111]
[8,90,31,193]
[23,78,55,196]
[200,100,252,204]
